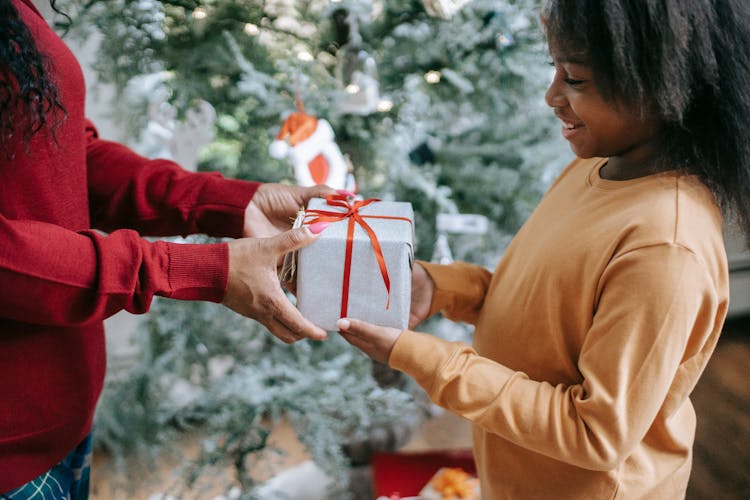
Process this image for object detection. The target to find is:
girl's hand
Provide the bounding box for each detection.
[410,262,435,328]
[336,318,403,364]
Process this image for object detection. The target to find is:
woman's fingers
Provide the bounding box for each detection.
[272,291,328,341]
[223,228,329,343]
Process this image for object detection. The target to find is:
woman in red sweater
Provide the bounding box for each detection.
[0,0,333,495]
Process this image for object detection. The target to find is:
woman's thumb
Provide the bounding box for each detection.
[303,184,337,201]
[270,223,329,254]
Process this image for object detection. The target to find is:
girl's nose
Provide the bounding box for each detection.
[544,79,565,108]
[544,70,568,108]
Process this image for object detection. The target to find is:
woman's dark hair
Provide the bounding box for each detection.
[0,0,68,155]
[543,0,750,243]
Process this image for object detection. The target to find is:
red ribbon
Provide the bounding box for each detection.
[303,194,412,319]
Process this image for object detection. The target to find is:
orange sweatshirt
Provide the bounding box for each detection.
[390,157,728,499]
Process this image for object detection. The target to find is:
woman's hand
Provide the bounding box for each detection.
[223,226,329,344]
[409,262,435,328]
[243,183,335,238]
[336,317,403,364]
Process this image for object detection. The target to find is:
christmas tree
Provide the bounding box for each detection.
[58,0,567,496]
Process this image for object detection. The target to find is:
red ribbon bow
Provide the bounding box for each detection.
[304,194,412,320]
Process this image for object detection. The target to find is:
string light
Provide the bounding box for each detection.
[377,99,394,112]
[345,84,360,94]
[192,7,207,20]
[210,75,229,88]
[297,51,314,62]
[424,70,442,84]
[244,23,260,36]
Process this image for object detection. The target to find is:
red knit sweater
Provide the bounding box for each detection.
[0,1,260,489]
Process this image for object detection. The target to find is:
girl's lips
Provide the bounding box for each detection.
[560,120,584,140]
[554,111,585,140]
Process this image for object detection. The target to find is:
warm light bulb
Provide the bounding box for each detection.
[297,51,314,62]
[424,70,442,84]
[377,99,393,112]
[192,7,207,19]
[210,75,229,88]
[244,23,259,36]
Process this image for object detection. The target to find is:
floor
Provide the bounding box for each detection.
[686,317,750,499]
[91,317,750,499]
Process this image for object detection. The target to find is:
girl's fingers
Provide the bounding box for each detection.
[337,317,377,349]
[339,328,372,352]
[336,317,375,337]
[336,318,401,364]
[337,317,353,332]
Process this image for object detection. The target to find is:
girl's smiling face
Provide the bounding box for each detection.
[545,39,665,179]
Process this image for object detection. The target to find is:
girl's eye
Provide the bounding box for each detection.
[548,62,586,86]
[564,77,585,86]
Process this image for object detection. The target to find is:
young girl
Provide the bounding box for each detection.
[338,0,750,497]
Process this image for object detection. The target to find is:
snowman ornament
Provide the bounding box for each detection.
[269,99,354,191]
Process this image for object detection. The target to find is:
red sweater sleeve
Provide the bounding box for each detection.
[0,215,229,326]
[0,120,262,328]
[85,120,260,237]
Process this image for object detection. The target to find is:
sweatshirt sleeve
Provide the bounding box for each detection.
[419,260,492,325]
[391,244,720,470]
[85,120,260,238]
[0,213,228,327]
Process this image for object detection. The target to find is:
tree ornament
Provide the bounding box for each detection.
[334,9,380,115]
[269,94,355,191]
[422,0,472,19]
[431,213,489,264]
[130,73,215,171]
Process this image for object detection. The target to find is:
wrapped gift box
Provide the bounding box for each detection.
[419,467,480,500]
[296,197,414,331]
[372,450,477,498]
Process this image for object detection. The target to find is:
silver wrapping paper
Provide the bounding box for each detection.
[297,198,414,331]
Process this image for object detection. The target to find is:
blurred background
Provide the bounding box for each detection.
[36,0,749,498]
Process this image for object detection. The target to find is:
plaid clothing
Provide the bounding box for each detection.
[1,433,92,500]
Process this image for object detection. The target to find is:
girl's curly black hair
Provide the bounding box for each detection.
[0,0,67,155]
[543,0,750,243]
